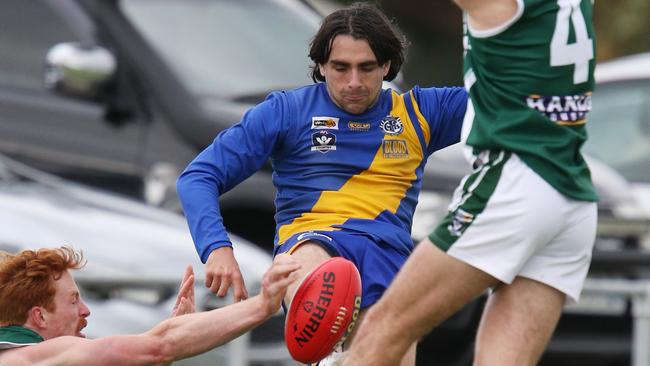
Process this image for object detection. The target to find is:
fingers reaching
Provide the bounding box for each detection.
[263,254,302,301]
[172,265,196,316]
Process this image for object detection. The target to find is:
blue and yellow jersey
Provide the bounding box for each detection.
[178,83,466,262]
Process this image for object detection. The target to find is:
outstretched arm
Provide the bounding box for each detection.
[7,255,301,366]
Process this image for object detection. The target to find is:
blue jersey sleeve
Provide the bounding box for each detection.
[177,92,289,262]
[412,86,467,156]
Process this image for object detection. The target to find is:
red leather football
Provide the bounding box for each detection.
[285,257,362,364]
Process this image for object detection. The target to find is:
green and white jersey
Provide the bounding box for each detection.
[0,326,43,350]
[462,0,597,201]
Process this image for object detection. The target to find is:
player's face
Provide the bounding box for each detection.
[41,271,90,339]
[319,35,390,115]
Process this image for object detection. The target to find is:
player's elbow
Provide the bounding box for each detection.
[176,171,192,202]
[141,326,178,364]
[144,338,175,365]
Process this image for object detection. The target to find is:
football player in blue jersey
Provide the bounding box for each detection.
[177,3,467,364]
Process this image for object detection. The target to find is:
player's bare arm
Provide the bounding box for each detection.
[0,255,300,366]
[454,0,518,30]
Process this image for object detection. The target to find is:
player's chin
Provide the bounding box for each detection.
[342,102,370,115]
[76,321,88,338]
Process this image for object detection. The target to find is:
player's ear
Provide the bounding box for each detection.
[382,60,391,78]
[27,306,47,328]
[319,63,326,78]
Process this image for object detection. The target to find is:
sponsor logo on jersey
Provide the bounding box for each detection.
[382,139,409,159]
[296,231,333,242]
[379,115,403,135]
[311,116,339,130]
[447,208,474,237]
[525,92,592,125]
[311,131,337,153]
[347,121,371,131]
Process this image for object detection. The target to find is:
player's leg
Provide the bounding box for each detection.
[343,240,499,366]
[285,241,332,307]
[474,196,598,365]
[322,310,416,366]
[474,277,565,366]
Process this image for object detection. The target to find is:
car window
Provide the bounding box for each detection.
[584,80,650,183]
[120,0,319,99]
[0,0,82,91]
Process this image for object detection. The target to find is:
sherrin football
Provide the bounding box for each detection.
[285,257,362,364]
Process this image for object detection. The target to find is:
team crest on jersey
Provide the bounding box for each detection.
[525,92,592,125]
[380,115,403,135]
[311,116,339,130]
[348,121,371,131]
[311,131,337,153]
[382,139,409,159]
[447,208,475,237]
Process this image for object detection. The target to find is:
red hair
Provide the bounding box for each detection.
[0,246,85,325]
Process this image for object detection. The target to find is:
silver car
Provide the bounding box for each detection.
[585,52,650,221]
[0,155,292,366]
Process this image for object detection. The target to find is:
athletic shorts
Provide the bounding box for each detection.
[430,151,597,303]
[273,230,409,309]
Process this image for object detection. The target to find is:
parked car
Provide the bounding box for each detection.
[0,154,293,366]
[585,52,650,219]
[0,0,319,243]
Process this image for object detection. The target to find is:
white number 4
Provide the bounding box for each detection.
[550,0,594,84]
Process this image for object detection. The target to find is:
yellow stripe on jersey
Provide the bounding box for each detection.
[277,91,425,244]
[409,91,431,147]
[556,119,587,126]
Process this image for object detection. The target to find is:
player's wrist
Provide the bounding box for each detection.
[252,295,276,321]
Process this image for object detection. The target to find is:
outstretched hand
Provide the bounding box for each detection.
[261,254,302,315]
[172,265,195,317]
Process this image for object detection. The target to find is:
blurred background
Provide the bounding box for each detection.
[1,0,649,365]
[325,0,650,86]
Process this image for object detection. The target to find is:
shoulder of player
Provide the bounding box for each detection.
[0,336,82,366]
[407,85,467,107]
[0,335,147,366]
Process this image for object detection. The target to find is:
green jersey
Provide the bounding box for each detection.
[463,0,597,201]
[0,325,43,350]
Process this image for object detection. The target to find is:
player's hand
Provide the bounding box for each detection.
[205,247,248,302]
[261,254,301,315]
[172,265,195,316]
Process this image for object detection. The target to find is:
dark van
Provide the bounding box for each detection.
[0,0,321,219]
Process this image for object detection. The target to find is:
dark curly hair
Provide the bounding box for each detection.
[309,2,408,82]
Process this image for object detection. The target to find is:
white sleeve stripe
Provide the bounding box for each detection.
[0,341,36,350]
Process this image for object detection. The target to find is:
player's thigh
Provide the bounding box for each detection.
[287,241,333,302]
[519,200,597,303]
[378,241,498,335]
[475,277,565,366]
[433,152,566,285]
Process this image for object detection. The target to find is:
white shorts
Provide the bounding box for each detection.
[429,151,597,302]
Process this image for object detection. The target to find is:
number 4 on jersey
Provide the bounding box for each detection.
[550,0,594,84]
